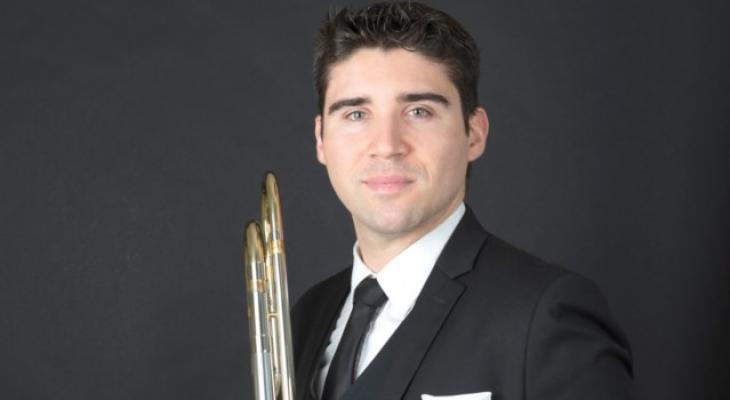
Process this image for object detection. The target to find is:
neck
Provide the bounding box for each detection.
[355,201,462,273]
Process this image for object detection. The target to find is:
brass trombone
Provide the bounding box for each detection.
[243,172,295,400]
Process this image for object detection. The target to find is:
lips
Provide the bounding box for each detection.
[362,175,414,193]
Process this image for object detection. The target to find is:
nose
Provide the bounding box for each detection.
[368,115,409,159]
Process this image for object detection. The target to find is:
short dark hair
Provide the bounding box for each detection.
[313,2,481,125]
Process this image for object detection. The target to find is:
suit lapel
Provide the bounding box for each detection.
[345,207,489,400]
[345,268,464,400]
[295,269,350,400]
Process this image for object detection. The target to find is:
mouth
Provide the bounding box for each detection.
[361,175,415,194]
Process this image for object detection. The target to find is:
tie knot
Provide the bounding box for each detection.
[353,277,387,308]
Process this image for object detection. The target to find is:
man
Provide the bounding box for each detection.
[291,3,634,400]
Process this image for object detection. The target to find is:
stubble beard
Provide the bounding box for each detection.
[353,201,426,240]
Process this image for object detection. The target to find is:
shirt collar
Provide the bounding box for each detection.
[351,203,466,319]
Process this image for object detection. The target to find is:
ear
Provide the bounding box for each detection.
[315,114,326,165]
[466,107,489,161]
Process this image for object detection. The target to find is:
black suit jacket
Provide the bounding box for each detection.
[291,207,634,400]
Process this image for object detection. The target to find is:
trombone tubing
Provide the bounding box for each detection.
[244,172,296,400]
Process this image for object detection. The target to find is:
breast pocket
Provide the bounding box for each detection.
[421,392,491,400]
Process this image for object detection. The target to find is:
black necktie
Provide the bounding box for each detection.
[321,277,388,400]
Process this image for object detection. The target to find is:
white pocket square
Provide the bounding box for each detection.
[421,392,491,400]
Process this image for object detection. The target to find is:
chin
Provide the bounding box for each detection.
[362,208,425,236]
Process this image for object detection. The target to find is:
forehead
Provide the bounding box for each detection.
[324,48,459,105]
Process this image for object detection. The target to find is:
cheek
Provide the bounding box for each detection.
[323,131,368,164]
[426,137,469,171]
[432,153,468,183]
[322,141,358,182]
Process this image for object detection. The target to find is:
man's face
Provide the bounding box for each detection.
[315,48,488,244]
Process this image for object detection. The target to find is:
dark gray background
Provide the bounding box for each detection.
[1,0,728,399]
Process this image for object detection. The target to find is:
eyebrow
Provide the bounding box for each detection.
[327,97,370,115]
[325,92,450,115]
[398,92,450,107]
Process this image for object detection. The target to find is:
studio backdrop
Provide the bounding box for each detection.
[1,1,728,399]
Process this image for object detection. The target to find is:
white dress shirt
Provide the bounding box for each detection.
[315,203,466,397]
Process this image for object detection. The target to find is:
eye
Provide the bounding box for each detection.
[346,110,366,121]
[408,107,432,118]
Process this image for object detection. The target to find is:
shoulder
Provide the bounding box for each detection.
[522,264,635,397]
[476,234,635,396]
[462,232,624,335]
[466,232,575,297]
[476,233,620,321]
[443,207,575,296]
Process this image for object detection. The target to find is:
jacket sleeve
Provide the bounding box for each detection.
[524,273,635,400]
